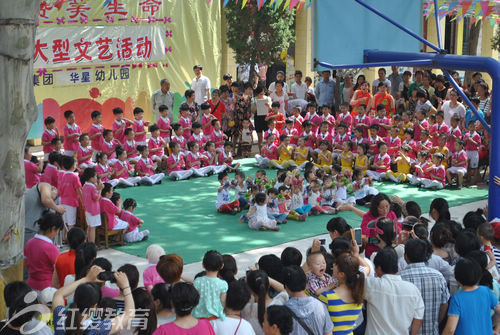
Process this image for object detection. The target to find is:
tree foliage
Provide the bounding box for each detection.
[492,25,500,52]
[224,0,295,67]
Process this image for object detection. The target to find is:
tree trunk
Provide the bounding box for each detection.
[464,22,481,88]
[0,0,40,316]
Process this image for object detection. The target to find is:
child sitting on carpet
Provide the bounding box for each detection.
[216,171,240,215]
[219,141,240,172]
[166,142,193,181]
[246,192,279,231]
[119,198,149,243]
[135,145,165,185]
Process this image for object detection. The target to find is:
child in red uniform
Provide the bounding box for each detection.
[185,141,212,177]
[63,110,81,157]
[413,109,429,143]
[189,122,206,152]
[219,142,240,172]
[112,107,132,145]
[157,105,171,143]
[352,104,370,138]
[59,156,83,231]
[281,119,299,147]
[420,153,446,189]
[77,134,94,170]
[201,102,216,139]
[81,167,103,243]
[112,147,141,187]
[95,152,118,188]
[210,119,227,152]
[100,183,128,231]
[41,116,59,162]
[385,126,401,160]
[263,119,280,146]
[447,115,462,153]
[429,111,449,147]
[336,103,352,133]
[101,129,119,162]
[132,107,150,146]
[135,145,165,185]
[367,142,391,181]
[24,145,42,189]
[322,105,336,136]
[123,128,139,165]
[290,106,304,134]
[148,124,168,170]
[166,142,193,181]
[120,198,149,242]
[255,134,278,168]
[304,102,322,134]
[41,152,61,188]
[265,101,286,131]
[89,111,104,160]
[365,124,382,156]
[464,120,481,184]
[178,104,193,140]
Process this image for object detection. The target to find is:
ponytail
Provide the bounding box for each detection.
[246,270,269,326]
[336,253,365,305]
[219,255,237,284]
[66,283,101,335]
[480,268,493,289]
[74,243,97,280]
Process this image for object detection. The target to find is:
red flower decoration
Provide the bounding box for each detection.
[89,87,101,99]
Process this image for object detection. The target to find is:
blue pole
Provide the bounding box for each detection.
[316,59,433,70]
[353,0,444,53]
[364,49,500,221]
[442,70,491,133]
[433,0,443,50]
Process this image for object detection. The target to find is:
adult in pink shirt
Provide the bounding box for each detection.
[24,146,42,189]
[360,194,398,258]
[152,282,215,335]
[24,212,62,291]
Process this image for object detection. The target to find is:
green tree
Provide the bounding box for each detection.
[492,25,500,52]
[224,0,295,82]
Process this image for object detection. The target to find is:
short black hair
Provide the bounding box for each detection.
[282,265,306,292]
[67,227,86,250]
[405,238,432,263]
[280,247,303,267]
[159,105,169,112]
[266,305,293,335]
[373,247,398,274]
[171,282,199,317]
[218,171,228,181]
[44,116,56,126]
[455,231,481,257]
[61,155,75,170]
[202,250,224,271]
[91,111,101,119]
[4,281,31,308]
[454,258,482,286]
[64,110,74,119]
[149,124,159,132]
[225,280,251,311]
[112,107,123,115]
[92,257,112,272]
[133,107,144,115]
[326,217,350,235]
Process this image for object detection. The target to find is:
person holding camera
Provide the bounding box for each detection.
[52,265,135,335]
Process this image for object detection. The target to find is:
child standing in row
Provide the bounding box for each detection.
[59,156,83,232]
[41,117,59,161]
[63,110,81,157]
[81,167,103,243]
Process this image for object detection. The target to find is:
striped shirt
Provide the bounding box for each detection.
[493,246,500,275]
[319,290,362,335]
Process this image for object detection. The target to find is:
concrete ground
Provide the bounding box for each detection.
[98,199,487,285]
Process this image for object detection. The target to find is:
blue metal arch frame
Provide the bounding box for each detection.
[315,0,500,220]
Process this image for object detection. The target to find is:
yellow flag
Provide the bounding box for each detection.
[242,0,248,9]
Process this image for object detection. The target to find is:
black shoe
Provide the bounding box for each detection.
[141,235,149,241]
[230,207,239,215]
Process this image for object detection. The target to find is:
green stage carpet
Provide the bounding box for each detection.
[114,159,488,264]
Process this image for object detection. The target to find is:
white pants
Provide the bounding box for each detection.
[115,177,141,187]
[151,154,165,161]
[64,150,75,157]
[136,141,147,146]
[210,165,227,174]
[92,149,99,162]
[43,153,50,162]
[448,166,467,175]
[420,178,444,189]
[169,169,193,180]
[140,173,165,185]
[80,162,96,170]
[466,150,479,168]
[85,212,101,227]
[366,170,386,181]
[255,155,270,168]
[107,179,119,188]
[62,205,77,226]
[191,166,213,177]
[407,174,422,185]
[114,218,128,230]
[335,196,356,205]
[124,227,149,242]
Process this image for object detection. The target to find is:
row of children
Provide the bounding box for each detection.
[215,165,380,231]
[253,110,481,189]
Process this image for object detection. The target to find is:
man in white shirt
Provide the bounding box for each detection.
[151,79,175,121]
[364,247,424,335]
[192,65,211,105]
[268,71,288,94]
[290,70,307,100]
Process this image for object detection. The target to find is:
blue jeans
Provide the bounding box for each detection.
[268,213,288,222]
[294,204,312,215]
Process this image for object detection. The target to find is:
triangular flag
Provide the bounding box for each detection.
[284,0,291,10]
[448,1,459,14]
[241,0,247,9]
[469,16,476,28]
[480,1,489,16]
[484,1,495,18]
[461,1,472,15]
[297,0,305,13]
[290,0,300,10]
[258,0,265,10]
[276,0,284,9]
[223,0,230,7]
[474,2,481,18]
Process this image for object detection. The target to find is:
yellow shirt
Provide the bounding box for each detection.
[355,155,368,173]
[437,146,449,169]
[395,155,411,174]
[341,151,353,171]
[399,122,412,140]
[279,145,294,161]
[294,146,309,165]
[318,150,332,166]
